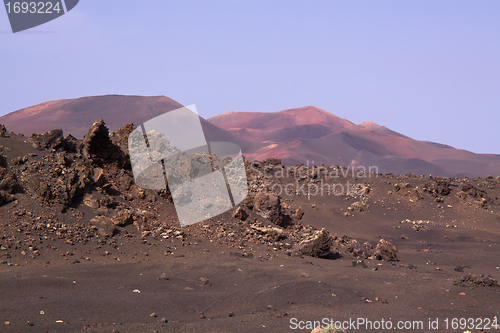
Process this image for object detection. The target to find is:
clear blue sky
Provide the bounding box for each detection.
[1,0,499,153]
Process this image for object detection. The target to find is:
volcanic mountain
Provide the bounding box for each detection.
[208,106,500,177]
[0,95,256,152]
[1,96,499,177]
[208,106,355,143]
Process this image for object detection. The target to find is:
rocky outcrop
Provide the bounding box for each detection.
[81,119,125,167]
[424,178,451,197]
[0,166,18,205]
[343,238,374,259]
[30,129,76,152]
[297,228,336,258]
[336,237,398,261]
[454,274,498,288]
[111,123,137,170]
[0,124,9,137]
[19,152,95,210]
[245,193,284,226]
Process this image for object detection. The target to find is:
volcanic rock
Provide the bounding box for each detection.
[12,156,27,165]
[0,154,6,168]
[0,167,17,194]
[374,239,398,261]
[83,194,99,209]
[292,208,304,220]
[233,206,248,221]
[81,119,125,167]
[30,129,75,152]
[251,225,284,242]
[0,124,8,137]
[92,167,106,186]
[297,228,335,259]
[111,123,136,170]
[349,201,369,212]
[454,274,498,287]
[336,237,374,259]
[197,277,212,287]
[89,216,116,237]
[111,123,136,152]
[248,193,284,226]
[112,210,134,227]
[21,153,94,209]
[0,191,15,205]
[424,178,451,197]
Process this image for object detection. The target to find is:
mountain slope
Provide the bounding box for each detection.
[0,95,186,138]
[210,107,500,177]
[0,95,256,152]
[246,128,500,177]
[208,106,355,143]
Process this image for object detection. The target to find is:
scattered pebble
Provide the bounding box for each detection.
[197,277,211,287]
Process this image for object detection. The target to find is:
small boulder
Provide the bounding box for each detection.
[0,191,15,205]
[0,124,8,137]
[197,277,211,287]
[373,239,398,261]
[12,156,28,165]
[92,167,106,186]
[298,228,335,259]
[0,168,17,194]
[349,201,369,212]
[251,193,283,226]
[292,208,304,220]
[90,216,116,237]
[83,194,99,209]
[233,206,248,221]
[112,210,134,227]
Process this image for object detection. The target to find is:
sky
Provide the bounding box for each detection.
[1,0,499,154]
